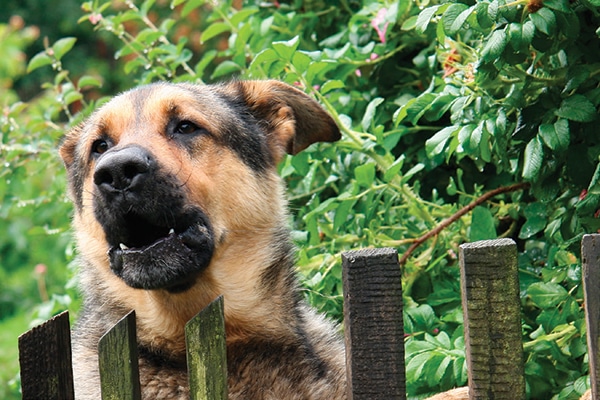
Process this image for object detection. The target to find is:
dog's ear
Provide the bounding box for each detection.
[59,124,82,168]
[230,80,341,161]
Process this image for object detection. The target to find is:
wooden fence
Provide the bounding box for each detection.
[17,234,600,399]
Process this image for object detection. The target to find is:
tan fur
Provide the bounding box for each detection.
[425,387,469,399]
[60,81,345,399]
[426,387,594,399]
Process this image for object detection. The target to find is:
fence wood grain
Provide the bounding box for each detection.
[185,295,228,400]
[583,233,600,400]
[459,238,525,400]
[98,311,141,400]
[342,247,405,400]
[18,310,74,400]
[19,238,600,399]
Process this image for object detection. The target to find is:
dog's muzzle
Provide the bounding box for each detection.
[92,145,214,293]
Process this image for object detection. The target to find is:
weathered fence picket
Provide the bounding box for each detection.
[98,311,141,400]
[17,235,600,399]
[459,239,525,399]
[18,310,74,400]
[342,247,405,400]
[185,295,227,400]
[583,234,600,400]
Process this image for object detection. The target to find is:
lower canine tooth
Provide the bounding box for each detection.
[120,243,129,250]
[169,228,175,235]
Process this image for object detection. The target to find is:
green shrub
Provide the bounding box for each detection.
[3,0,600,398]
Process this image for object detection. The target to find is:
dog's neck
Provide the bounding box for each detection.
[125,224,300,355]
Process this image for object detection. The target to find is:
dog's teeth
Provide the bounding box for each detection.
[120,243,129,250]
[169,228,175,235]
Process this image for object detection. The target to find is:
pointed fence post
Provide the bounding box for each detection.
[185,295,228,400]
[583,234,600,400]
[342,247,405,400]
[18,311,74,400]
[459,239,525,399]
[98,311,141,400]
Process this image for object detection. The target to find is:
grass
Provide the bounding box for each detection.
[0,312,29,400]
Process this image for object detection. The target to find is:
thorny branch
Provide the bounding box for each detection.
[399,182,531,266]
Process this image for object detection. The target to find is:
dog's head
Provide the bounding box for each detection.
[59,81,339,298]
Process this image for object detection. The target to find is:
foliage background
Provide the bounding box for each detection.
[1,0,600,398]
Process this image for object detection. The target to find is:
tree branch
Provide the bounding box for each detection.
[399,182,531,266]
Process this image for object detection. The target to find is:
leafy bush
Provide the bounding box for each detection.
[3,0,600,398]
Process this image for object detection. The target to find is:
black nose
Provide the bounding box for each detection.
[94,146,155,192]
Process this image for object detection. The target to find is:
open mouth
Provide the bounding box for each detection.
[106,211,214,292]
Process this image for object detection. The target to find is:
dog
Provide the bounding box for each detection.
[59,80,347,399]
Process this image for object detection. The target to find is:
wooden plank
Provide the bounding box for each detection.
[98,310,141,400]
[459,239,525,400]
[583,234,600,400]
[342,247,405,400]
[18,310,74,400]
[185,295,227,400]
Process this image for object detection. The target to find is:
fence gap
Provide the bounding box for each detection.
[342,247,405,400]
[98,310,141,400]
[459,238,525,399]
[18,310,74,400]
[185,295,227,400]
[583,233,600,399]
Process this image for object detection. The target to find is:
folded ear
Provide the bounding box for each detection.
[228,80,341,162]
[59,123,83,168]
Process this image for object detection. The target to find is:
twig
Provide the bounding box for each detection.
[399,182,531,265]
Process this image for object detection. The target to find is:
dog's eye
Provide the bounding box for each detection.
[91,139,109,155]
[174,121,201,135]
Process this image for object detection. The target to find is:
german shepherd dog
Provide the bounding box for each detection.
[59,80,347,399]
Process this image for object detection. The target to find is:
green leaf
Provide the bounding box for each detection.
[442,3,470,35]
[210,60,242,79]
[64,91,83,106]
[556,94,597,122]
[529,8,557,36]
[522,136,543,180]
[405,304,437,333]
[519,203,548,239]
[383,155,405,182]
[587,163,600,195]
[333,200,356,231]
[361,97,384,131]
[539,119,569,151]
[475,2,494,29]
[140,0,157,16]
[52,37,77,60]
[402,93,437,124]
[200,22,230,43]
[544,0,571,12]
[124,58,145,75]
[426,126,457,157]
[527,282,569,309]
[401,163,425,183]
[522,20,536,46]
[229,7,258,26]
[320,80,344,95]
[416,5,441,33]
[446,177,458,196]
[507,23,524,51]
[27,52,53,73]
[470,206,497,241]
[272,36,300,61]
[354,163,376,187]
[291,52,312,74]
[181,0,205,17]
[564,65,590,93]
[401,15,417,31]
[481,29,507,62]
